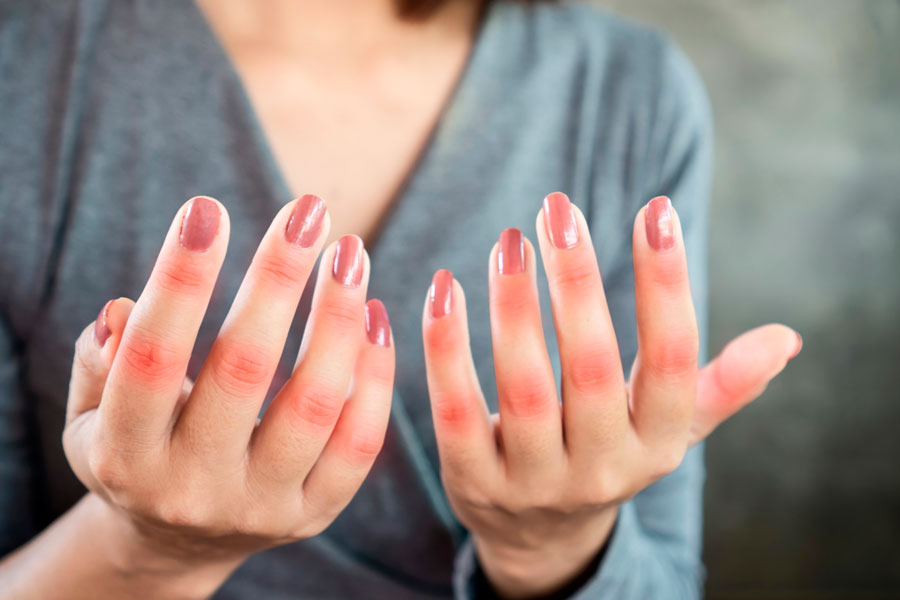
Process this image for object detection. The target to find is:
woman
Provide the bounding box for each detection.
[0,0,800,598]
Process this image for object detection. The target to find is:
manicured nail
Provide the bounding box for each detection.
[498,228,525,275]
[285,194,326,247]
[429,269,453,319]
[179,196,221,251]
[365,299,391,347]
[93,300,113,347]
[332,235,364,287]
[645,196,675,251]
[789,332,803,360]
[542,192,579,249]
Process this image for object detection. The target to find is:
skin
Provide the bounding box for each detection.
[422,194,800,597]
[0,197,396,599]
[0,2,801,598]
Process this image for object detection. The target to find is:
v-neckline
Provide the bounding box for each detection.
[185,0,498,255]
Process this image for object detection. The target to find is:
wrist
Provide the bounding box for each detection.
[88,494,245,600]
[473,506,617,599]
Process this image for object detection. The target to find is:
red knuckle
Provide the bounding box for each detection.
[119,331,183,386]
[291,385,343,429]
[645,335,699,378]
[344,429,385,464]
[211,342,272,393]
[155,257,209,295]
[500,374,556,419]
[493,286,536,320]
[432,392,479,429]
[424,319,465,356]
[567,345,621,395]
[256,254,307,290]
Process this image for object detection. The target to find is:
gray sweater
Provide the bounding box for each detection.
[0,1,712,597]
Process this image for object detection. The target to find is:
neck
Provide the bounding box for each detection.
[194,0,483,58]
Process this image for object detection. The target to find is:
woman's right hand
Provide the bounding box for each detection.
[62,195,394,590]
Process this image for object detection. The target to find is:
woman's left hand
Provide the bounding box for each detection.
[422,192,801,598]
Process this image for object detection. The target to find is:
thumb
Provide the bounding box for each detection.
[67,297,135,423]
[689,323,802,445]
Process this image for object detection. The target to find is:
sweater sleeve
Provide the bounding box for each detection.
[453,34,714,599]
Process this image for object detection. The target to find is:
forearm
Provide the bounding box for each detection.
[0,494,241,600]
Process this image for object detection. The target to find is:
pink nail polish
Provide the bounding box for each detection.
[365,299,391,347]
[542,192,579,249]
[789,332,803,360]
[332,235,364,287]
[94,300,113,347]
[285,194,326,247]
[498,228,525,275]
[429,269,453,319]
[645,196,675,251]
[179,196,221,252]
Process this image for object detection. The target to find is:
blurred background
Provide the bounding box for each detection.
[592,1,900,598]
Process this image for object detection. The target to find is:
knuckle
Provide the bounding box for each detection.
[432,391,479,429]
[154,257,209,295]
[584,469,623,506]
[493,287,536,320]
[255,254,307,290]
[649,256,689,290]
[320,300,361,332]
[119,329,183,386]
[89,449,130,492]
[424,319,465,356]
[567,345,621,395]
[153,497,207,530]
[500,373,556,420]
[643,334,699,378]
[550,260,597,292]
[653,443,688,479]
[210,341,272,393]
[362,358,395,389]
[343,428,385,464]
[290,384,343,429]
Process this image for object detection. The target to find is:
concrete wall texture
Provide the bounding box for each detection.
[591,1,900,597]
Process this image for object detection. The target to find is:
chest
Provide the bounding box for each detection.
[226,43,471,245]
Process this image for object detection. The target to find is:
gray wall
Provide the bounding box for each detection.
[590,1,900,597]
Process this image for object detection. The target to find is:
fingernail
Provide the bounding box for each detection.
[179,196,221,252]
[497,228,525,275]
[365,299,391,347]
[94,300,113,347]
[332,234,364,287]
[285,194,326,247]
[645,196,675,251]
[542,192,579,249]
[429,269,453,319]
[789,332,803,360]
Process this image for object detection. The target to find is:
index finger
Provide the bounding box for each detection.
[101,196,229,446]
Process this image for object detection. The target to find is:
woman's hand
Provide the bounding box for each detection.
[62,195,394,597]
[422,193,801,598]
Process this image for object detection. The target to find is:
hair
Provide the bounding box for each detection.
[396,0,552,19]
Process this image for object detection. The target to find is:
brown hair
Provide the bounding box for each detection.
[396,0,551,19]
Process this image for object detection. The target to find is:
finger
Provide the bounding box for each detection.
[251,235,369,483]
[422,270,497,486]
[102,196,229,445]
[68,297,136,422]
[630,197,699,445]
[489,229,563,480]
[690,324,801,445]
[176,195,329,463]
[302,299,395,522]
[535,192,629,463]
